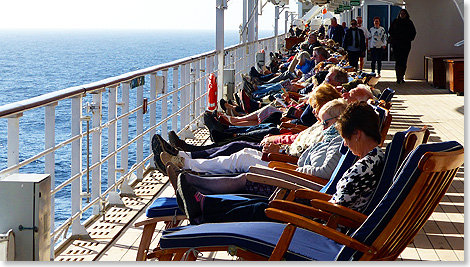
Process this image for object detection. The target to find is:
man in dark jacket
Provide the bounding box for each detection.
[388,9,416,83]
[342,19,366,71]
[327,17,344,44]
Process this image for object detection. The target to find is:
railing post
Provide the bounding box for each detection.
[149,73,157,169]
[181,64,188,128]
[161,70,168,138]
[172,67,179,132]
[91,91,102,215]
[198,59,206,126]
[45,103,56,260]
[107,86,124,206]
[136,83,144,181]
[7,113,22,174]
[71,96,88,237]
[120,82,130,176]
[193,60,200,127]
[190,62,196,124]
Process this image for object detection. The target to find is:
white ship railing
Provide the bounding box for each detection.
[0,34,284,259]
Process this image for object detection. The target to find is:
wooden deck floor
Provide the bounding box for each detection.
[55,67,464,262]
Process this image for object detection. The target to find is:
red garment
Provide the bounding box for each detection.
[273,133,299,144]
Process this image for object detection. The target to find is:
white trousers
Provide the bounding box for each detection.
[183,148,268,174]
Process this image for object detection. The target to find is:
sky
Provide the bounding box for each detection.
[0,0,296,31]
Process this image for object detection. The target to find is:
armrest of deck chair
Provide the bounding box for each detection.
[294,189,331,201]
[287,91,302,100]
[268,161,297,169]
[309,199,367,227]
[280,122,308,132]
[268,199,362,229]
[280,122,297,129]
[268,199,332,222]
[267,154,299,164]
[264,208,375,260]
[280,116,291,123]
[273,168,329,186]
[248,166,324,191]
[245,173,311,191]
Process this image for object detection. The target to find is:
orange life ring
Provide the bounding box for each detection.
[207,73,217,111]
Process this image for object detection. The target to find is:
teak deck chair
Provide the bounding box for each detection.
[378,88,395,110]
[247,126,430,212]
[149,141,463,261]
[135,127,428,260]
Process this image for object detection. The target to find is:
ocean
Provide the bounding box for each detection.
[0,28,274,237]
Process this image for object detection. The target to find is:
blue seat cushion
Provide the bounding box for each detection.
[160,222,343,261]
[378,88,395,102]
[146,197,185,218]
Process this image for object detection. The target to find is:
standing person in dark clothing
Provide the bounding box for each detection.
[327,17,345,44]
[295,26,303,37]
[343,19,366,71]
[319,24,325,36]
[288,25,295,37]
[388,9,416,84]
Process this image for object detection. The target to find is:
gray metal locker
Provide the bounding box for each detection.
[0,174,51,261]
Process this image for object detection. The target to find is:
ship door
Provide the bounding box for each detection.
[367,4,402,63]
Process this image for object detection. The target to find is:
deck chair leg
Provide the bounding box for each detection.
[157,253,175,261]
[173,252,185,261]
[183,251,198,261]
[269,224,297,261]
[136,222,157,261]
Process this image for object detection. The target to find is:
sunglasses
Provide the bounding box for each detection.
[322,116,337,127]
[351,23,357,25]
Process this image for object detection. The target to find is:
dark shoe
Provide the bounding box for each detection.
[249,66,261,78]
[219,98,227,112]
[155,133,178,156]
[168,130,188,151]
[177,173,202,221]
[242,75,256,94]
[166,162,182,192]
[151,134,168,175]
[233,91,242,107]
[203,112,228,132]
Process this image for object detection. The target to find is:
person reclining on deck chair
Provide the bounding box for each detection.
[173,102,384,225]
[158,86,343,174]
[162,99,347,198]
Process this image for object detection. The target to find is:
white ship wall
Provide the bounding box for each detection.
[406,0,464,79]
